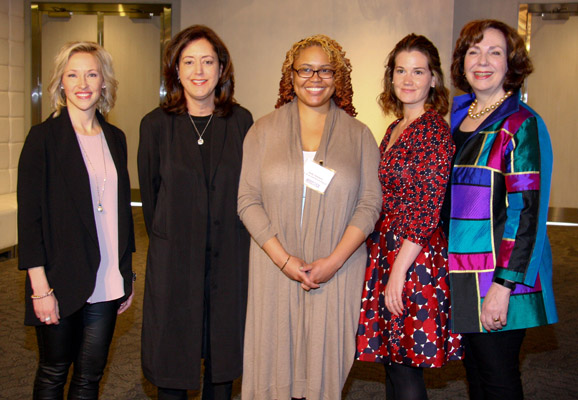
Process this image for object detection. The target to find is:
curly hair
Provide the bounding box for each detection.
[275,34,356,117]
[451,19,533,93]
[379,34,449,118]
[48,41,118,117]
[161,25,237,117]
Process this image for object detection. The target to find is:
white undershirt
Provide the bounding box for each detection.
[302,151,316,225]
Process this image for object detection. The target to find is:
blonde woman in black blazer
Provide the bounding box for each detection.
[17,42,134,399]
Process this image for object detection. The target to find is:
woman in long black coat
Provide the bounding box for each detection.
[138,25,252,399]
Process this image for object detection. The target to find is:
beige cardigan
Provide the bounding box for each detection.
[238,99,381,400]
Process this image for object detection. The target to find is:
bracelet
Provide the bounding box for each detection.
[31,288,54,300]
[280,255,291,271]
[493,277,516,291]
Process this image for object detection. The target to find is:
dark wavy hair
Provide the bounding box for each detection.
[161,25,236,116]
[451,19,533,93]
[379,34,449,118]
[275,34,356,117]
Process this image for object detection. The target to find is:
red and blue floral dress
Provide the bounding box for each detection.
[356,110,463,368]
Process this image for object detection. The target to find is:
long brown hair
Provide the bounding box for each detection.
[161,25,237,116]
[379,34,449,118]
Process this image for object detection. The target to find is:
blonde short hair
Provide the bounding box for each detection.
[48,41,118,117]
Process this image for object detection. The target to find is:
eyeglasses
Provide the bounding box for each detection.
[292,67,335,79]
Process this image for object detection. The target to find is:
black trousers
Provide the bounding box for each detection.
[33,300,119,400]
[463,329,526,400]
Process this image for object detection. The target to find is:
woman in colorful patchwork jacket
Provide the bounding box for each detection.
[446,19,558,400]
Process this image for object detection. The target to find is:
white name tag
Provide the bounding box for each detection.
[304,159,335,194]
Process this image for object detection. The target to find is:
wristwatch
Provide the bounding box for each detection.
[493,277,516,290]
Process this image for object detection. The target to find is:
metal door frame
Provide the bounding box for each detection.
[518,3,578,102]
[30,2,171,125]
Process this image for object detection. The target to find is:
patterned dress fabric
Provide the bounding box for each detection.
[448,92,558,333]
[356,110,463,368]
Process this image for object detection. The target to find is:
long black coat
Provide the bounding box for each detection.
[138,105,252,389]
[17,108,134,326]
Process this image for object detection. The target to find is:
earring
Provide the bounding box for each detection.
[102,85,106,89]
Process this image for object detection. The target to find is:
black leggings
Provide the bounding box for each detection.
[33,301,119,400]
[385,363,428,400]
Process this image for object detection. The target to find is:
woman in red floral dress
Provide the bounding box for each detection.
[356,34,463,399]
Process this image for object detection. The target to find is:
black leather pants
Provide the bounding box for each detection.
[33,300,119,400]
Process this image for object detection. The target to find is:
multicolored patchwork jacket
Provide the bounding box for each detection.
[448,92,558,333]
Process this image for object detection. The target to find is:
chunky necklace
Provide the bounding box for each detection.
[188,113,214,145]
[77,132,107,212]
[468,91,513,119]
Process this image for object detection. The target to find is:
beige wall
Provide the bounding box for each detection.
[181,0,454,143]
[13,0,577,208]
[526,15,578,208]
[451,0,565,43]
[0,0,24,195]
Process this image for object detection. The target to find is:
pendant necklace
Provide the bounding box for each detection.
[77,132,107,213]
[188,113,214,145]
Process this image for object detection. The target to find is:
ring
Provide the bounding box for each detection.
[45,316,51,321]
[493,317,500,322]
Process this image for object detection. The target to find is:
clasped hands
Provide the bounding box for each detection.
[281,255,340,291]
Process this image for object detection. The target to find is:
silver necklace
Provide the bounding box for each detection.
[188,113,214,145]
[77,132,107,212]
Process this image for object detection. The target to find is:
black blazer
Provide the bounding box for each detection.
[17,107,135,326]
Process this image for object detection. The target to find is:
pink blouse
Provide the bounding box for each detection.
[76,131,123,303]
